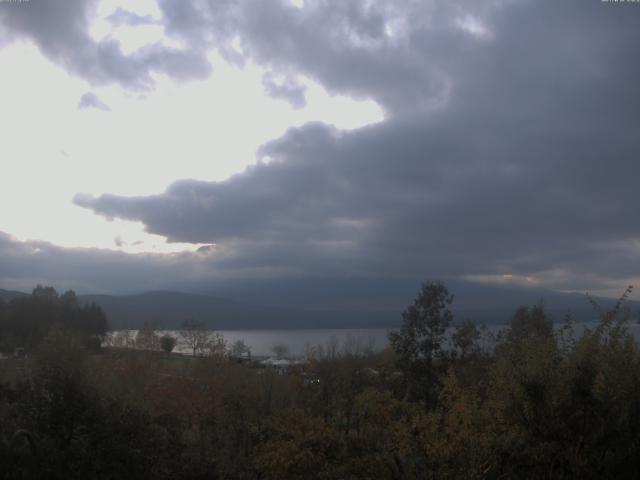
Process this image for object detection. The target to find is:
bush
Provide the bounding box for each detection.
[160,335,177,354]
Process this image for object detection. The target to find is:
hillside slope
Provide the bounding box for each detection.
[3,283,637,330]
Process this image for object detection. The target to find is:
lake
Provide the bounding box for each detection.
[107,328,392,357]
[107,321,640,357]
[214,328,393,356]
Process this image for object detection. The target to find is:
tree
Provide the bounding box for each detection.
[0,286,109,351]
[388,281,453,405]
[271,344,289,359]
[0,297,6,349]
[507,304,553,345]
[136,321,159,350]
[230,339,251,358]
[180,319,211,357]
[31,284,58,302]
[59,289,79,308]
[105,329,135,349]
[207,332,227,359]
[160,334,177,354]
[451,319,481,360]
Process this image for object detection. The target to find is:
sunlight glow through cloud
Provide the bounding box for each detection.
[463,274,540,286]
[1,0,638,299]
[0,5,384,255]
[455,15,492,39]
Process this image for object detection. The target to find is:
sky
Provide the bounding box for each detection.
[1,0,640,304]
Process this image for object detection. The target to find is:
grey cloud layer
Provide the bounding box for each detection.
[261,72,307,108]
[75,0,640,293]
[0,0,211,90]
[157,0,460,113]
[106,8,159,27]
[78,91,111,111]
[0,232,196,294]
[3,0,640,296]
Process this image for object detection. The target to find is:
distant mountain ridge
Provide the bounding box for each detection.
[2,283,638,330]
[76,290,377,330]
[0,289,28,302]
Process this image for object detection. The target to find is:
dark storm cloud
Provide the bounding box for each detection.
[78,91,111,111]
[157,0,454,113]
[0,232,252,295]
[0,0,211,90]
[0,232,179,294]
[75,0,640,293]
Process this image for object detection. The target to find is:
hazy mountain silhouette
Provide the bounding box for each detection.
[3,281,638,329]
[207,278,638,326]
[0,288,28,302]
[79,291,390,329]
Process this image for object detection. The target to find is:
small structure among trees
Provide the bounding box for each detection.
[230,339,251,362]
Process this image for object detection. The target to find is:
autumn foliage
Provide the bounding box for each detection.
[1,283,640,478]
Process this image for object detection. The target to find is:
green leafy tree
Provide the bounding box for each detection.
[388,281,453,405]
[506,304,553,345]
[31,284,59,302]
[451,319,481,360]
[0,286,108,351]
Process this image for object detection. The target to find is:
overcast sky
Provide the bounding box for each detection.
[1,0,639,302]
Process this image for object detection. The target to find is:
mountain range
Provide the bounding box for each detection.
[2,281,638,330]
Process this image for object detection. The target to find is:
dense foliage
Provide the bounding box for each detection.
[0,286,108,352]
[1,283,640,479]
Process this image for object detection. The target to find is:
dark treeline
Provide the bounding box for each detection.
[1,282,640,479]
[0,285,108,352]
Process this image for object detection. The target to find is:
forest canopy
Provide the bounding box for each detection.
[1,282,639,479]
[0,285,108,352]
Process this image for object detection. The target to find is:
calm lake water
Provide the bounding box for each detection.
[108,328,391,357]
[108,321,640,357]
[213,328,392,356]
